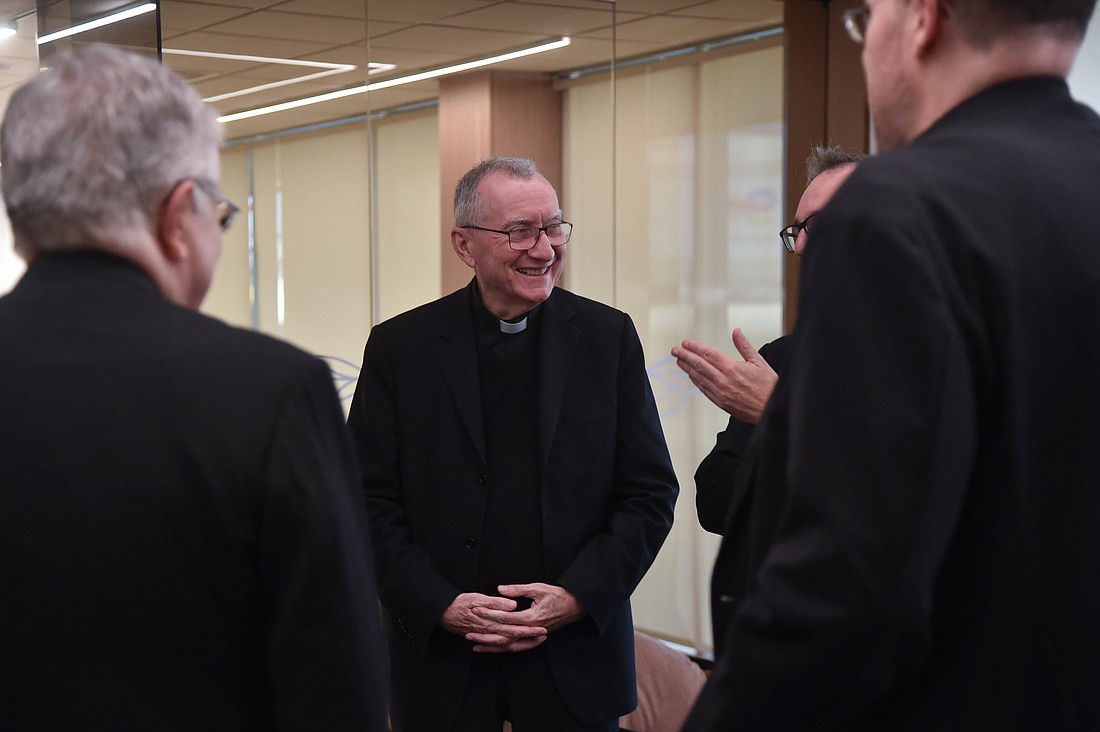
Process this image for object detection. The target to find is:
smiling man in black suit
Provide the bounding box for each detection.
[348,156,678,732]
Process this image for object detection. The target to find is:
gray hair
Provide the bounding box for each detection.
[453,156,542,226]
[1,46,222,257]
[805,145,866,185]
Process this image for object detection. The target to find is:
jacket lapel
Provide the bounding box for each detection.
[437,282,487,466]
[538,290,579,469]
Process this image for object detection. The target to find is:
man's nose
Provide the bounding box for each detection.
[527,229,555,259]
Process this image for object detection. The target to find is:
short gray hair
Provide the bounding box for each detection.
[453,156,542,226]
[1,46,222,257]
[805,145,866,185]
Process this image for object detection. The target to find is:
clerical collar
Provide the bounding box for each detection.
[471,280,541,335]
[499,317,527,334]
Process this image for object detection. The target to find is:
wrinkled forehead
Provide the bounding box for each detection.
[477,172,561,223]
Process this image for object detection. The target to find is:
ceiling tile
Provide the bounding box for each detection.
[203,9,368,44]
[441,3,629,35]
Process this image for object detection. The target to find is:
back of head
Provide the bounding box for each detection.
[946,0,1097,45]
[1,46,222,258]
[453,156,541,226]
[805,145,866,185]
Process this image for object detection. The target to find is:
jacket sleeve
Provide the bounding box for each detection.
[555,313,680,631]
[259,357,389,731]
[346,327,460,655]
[694,415,754,534]
[693,339,782,535]
[684,194,976,729]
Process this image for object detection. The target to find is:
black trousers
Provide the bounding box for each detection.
[452,647,619,732]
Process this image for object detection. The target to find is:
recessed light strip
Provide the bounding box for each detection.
[163,48,351,70]
[162,48,359,104]
[37,2,156,45]
[218,36,571,124]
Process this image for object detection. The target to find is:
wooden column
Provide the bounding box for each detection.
[782,0,869,333]
[438,71,563,294]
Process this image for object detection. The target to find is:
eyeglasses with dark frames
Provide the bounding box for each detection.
[779,211,818,253]
[843,3,872,44]
[191,178,241,232]
[462,221,573,251]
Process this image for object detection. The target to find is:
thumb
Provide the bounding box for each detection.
[732,328,761,362]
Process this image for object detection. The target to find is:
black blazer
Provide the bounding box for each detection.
[0,251,387,731]
[694,335,791,535]
[687,78,1100,729]
[348,281,678,729]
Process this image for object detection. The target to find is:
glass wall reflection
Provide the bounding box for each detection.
[0,0,785,656]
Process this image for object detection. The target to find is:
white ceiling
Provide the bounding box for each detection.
[0,0,783,140]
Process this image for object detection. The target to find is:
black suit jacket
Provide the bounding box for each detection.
[347,281,678,729]
[694,336,791,535]
[0,251,387,731]
[687,78,1100,729]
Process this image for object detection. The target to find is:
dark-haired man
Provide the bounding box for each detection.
[673,145,863,538]
[686,0,1100,728]
[673,146,863,662]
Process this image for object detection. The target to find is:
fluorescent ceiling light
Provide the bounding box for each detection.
[218,36,571,125]
[37,2,156,45]
[0,17,17,40]
[162,48,364,104]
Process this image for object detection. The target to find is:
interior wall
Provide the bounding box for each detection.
[565,41,785,651]
[374,111,442,323]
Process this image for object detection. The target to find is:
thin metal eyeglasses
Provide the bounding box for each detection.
[779,211,818,253]
[191,178,241,232]
[462,221,573,251]
[843,3,871,44]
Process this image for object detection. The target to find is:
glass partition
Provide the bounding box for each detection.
[0,0,786,657]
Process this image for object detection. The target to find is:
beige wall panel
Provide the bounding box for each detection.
[268,127,372,366]
[375,111,444,320]
[439,72,492,293]
[203,146,253,329]
[249,144,283,337]
[562,82,615,304]
[564,45,784,653]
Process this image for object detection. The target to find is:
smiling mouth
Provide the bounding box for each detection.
[517,267,549,276]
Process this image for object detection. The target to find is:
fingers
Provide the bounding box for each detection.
[472,633,548,653]
[731,328,761,362]
[498,582,548,598]
[465,625,546,644]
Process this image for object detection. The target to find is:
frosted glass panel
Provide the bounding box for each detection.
[566,41,785,652]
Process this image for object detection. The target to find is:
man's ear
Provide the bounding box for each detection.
[911,0,947,58]
[156,180,194,263]
[450,227,477,269]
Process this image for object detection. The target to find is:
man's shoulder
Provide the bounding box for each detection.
[550,287,629,325]
[370,288,466,339]
[173,306,325,377]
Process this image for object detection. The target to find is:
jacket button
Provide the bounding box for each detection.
[478,473,487,484]
[465,537,478,550]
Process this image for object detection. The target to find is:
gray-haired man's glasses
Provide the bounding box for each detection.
[463,221,573,251]
[191,178,241,232]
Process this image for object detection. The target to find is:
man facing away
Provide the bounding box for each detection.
[347,156,678,732]
[0,47,387,731]
[685,0,1100,728]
